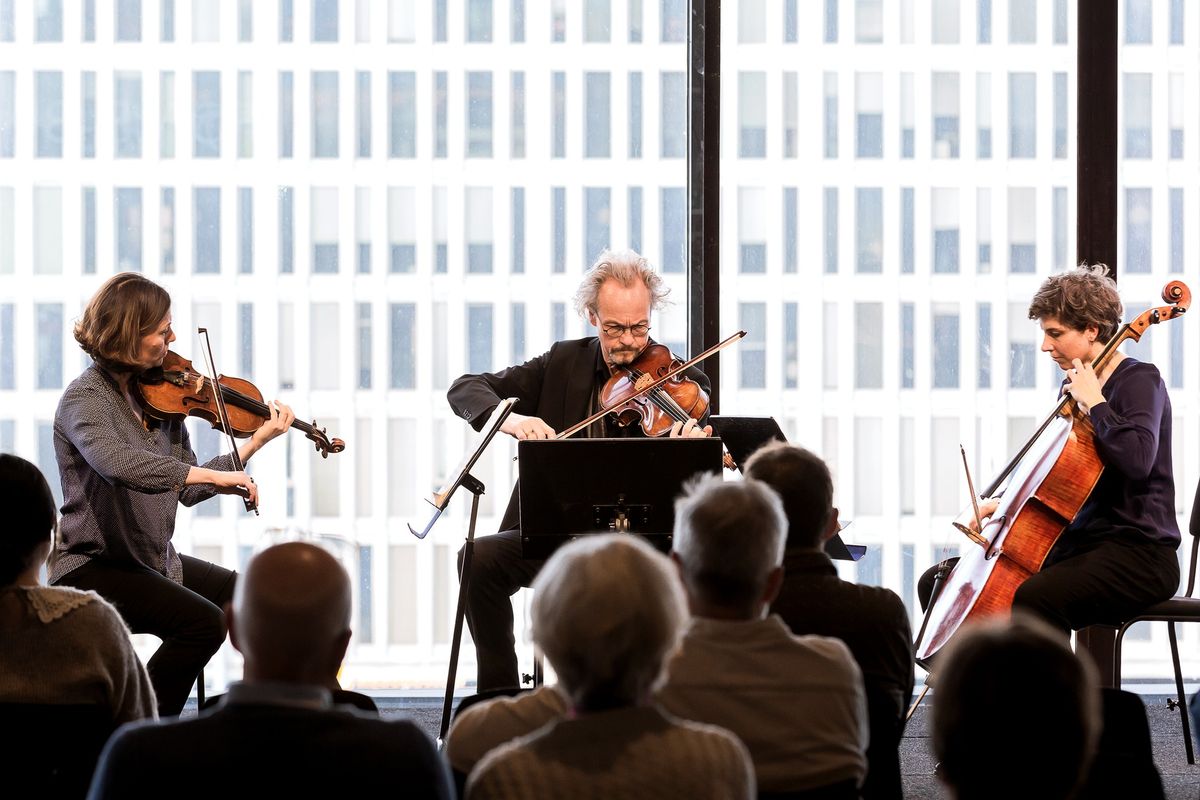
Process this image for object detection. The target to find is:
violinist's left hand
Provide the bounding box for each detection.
[243,400,296,461]
[1064,359,1105,414]
[670,418,713,439]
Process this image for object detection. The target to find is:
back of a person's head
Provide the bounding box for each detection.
[0,454,57,587]
[931,615,1100,800]
[743,442,834,550]
[671,474,786,616]
[532,534,685,712]
[232,542,352,683]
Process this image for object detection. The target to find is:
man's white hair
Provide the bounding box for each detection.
[572,248,671,319]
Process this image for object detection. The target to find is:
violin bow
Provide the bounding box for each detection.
[198,328,258,515]
[555,330,747,441]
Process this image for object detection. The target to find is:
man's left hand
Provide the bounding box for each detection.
[669,418,713,438]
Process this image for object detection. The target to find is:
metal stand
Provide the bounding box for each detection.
[438,472,485,746]
[907,558,954,721]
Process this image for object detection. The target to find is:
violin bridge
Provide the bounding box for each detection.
[633,373,655,392]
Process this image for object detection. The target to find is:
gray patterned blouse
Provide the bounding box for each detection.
[49,364,234,585]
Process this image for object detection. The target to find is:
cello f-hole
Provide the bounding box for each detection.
[983,514,1007,560]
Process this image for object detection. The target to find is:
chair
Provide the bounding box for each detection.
[1078,477,1200,765]
[0,702,116,800]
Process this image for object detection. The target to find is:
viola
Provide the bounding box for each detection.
[598,343,710,437]
[915,281,1190,665]
[136,350,346,458]
[550,332,746,471]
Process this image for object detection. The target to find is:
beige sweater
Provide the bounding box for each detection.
[466,704,754,800]
[0,585,156,724]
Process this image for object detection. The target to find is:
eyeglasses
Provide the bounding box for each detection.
[600,323,651,339]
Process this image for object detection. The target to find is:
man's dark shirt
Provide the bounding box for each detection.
[771,548,915,721]
[447,336,711,532]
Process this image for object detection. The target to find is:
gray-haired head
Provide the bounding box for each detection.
[671,474,787,617]
[531,534,686,712]
[573,248,671,320]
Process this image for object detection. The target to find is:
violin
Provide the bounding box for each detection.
[914,281,1190,665]
[553,332,746,470]
[136,350,346,458]
[599,343,710,437]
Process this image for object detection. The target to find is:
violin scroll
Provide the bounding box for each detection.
[306,423,346,458]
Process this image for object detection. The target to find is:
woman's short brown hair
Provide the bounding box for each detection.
[1027,263,1123,343]
[74,273,171,371]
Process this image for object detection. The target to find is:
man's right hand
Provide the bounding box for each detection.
[501,413,556,440]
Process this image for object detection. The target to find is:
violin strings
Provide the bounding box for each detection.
[176,370,314,435]
[627,367,692,426]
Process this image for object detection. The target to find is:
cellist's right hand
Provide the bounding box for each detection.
[954,497,1000,533]
[501,413,556,440]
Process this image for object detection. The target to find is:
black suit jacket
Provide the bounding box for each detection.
[447,337,711,532]
[87,702,453,800]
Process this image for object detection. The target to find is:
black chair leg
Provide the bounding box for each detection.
[196,667,205,709]
[1166,623,1194,765]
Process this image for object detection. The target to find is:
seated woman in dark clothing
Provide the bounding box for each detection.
[921,264,1181,636]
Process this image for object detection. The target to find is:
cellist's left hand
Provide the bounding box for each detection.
[1064,359,1106,414]
[670,418,713,438]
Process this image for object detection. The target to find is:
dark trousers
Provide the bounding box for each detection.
[918,535,1180,632]
[458,530,544,692]
[54,555,236,717]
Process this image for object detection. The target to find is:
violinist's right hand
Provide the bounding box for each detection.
[954,497,1001,533]
[189,468,258,504]
[501,413,556,441]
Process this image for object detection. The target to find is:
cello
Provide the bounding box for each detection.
[915,280,1190,665]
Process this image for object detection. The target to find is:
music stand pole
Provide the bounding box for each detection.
[438,472,485,747]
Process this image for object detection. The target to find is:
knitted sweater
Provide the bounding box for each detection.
[466,704,754,800]
[0,585,156,724]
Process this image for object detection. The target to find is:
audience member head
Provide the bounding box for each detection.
[671,474,787,620]
[228,542,353,685]
[0,454,58,587]
[532,534,685,713]
[743,442,835,551]
[932,614,1101,800]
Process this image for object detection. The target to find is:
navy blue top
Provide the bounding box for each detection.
[1062,358,1180,548]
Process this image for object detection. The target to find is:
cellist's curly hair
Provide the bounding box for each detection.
[1027,263,1123,343]
[573,249,671,319]
[74,273,172,372]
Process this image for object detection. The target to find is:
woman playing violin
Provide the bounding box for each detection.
[926,265,1180,637]
[49,273,294,716]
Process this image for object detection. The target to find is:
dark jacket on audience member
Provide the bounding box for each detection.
[86,695,453,799]
[771,549,914,719]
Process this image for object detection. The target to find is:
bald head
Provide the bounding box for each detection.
[229,542,353,684]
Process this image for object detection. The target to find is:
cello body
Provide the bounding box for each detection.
[915,279,1190,665]
[915,411,1102,662]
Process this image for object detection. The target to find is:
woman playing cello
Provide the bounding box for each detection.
[50,273,294,716]
[921,264,1180,639]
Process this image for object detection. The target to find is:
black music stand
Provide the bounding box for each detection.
[518,438,725,559]
[407,398,517,747]
[708,415,865,561]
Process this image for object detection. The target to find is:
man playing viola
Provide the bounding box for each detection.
[448,248,712,692]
